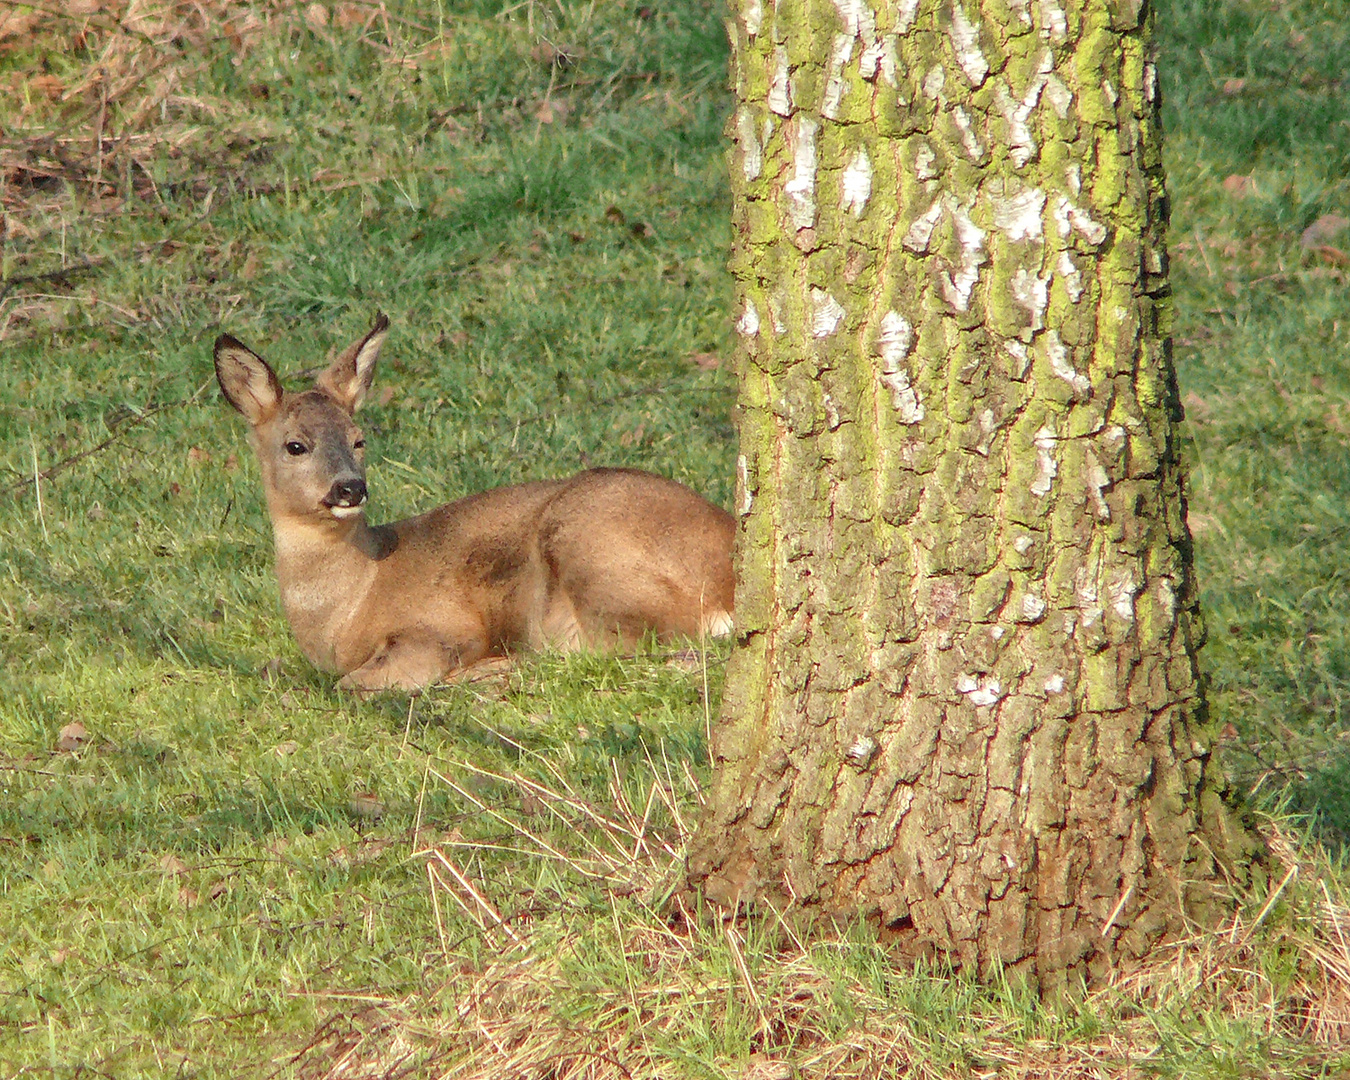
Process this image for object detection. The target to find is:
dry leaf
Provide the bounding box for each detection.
[334,4,369,29]
[207,880,229,901]
[1311,245,1350,267]
[743,1055,794,1080]
[0,10,42,41]
[178,886,200,907]
[1222,78,1246,94]
[160,854,189,876]
[58,722,88,752]
[619,424,645,447]
[1301,213,1349,248]
[187,446,211,465]
[304,2,329,28]
[687,351,721,371]
[29,75,64,101]
[1222,174,1256,198]
[350,792,384,820]
[375,385,396,407]
[274,740,299,757]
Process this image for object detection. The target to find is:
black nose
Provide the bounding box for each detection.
[324,478,367,507]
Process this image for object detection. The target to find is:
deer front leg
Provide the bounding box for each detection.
[337,629,487,693]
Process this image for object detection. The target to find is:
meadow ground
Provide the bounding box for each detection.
[2,0,1349,1076]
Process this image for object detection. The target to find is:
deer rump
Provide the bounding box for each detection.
[214,313,735,692]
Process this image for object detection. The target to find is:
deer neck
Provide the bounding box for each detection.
[269,515,386,670]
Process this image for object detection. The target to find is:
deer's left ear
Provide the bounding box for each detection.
[317,312,389,414]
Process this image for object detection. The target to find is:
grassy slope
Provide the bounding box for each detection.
[0,0,1347,1076]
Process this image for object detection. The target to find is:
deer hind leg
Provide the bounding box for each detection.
[338,629,486,693]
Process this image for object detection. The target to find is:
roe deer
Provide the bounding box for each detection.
[213,313,735,692]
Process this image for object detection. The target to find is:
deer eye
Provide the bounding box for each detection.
[353,439,365,450]
[284,441,309,456]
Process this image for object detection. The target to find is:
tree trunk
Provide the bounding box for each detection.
[689,0,1261,994]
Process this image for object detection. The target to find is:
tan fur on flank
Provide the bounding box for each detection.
[213,314,735,692]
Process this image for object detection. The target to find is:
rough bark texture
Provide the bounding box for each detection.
[689,0,1260,994]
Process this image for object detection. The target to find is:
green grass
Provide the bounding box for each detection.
[1,0,1349,1076]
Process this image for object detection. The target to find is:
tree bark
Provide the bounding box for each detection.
[689,0,1261,994]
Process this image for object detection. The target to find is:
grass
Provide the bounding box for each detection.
[0,0,1349,1076]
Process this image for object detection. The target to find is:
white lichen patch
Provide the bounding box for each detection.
[1103,424,1127,453]
[1087,453,1112,521]
[1044,673,1065,694]
[993,187,1046,240]
[896,0,920,32]
[1144,62,1158,103]
[743,0,763,36]
[1110,572,1138,621]
[957,674,1004,707]
[1020,593,1047,622]
[841,147,873,216]
[975,407,999,455]
[1013,534,1035,555]
[1053,195,1107,246]
[737,454,753,516]
[845,735,878,768]
[878,311,924,423]
[990,625,1006,640]
[952,104,985,160]
[1046,330,1090,395]
[768,292,787,335]
[914,142,938,180]
[994,55,1052,168]
[1031,425,1057,497]
[1057,250,1083,301]
[1011,268,1049,331]
[1043,74,1072,118]
[736,297,760,337]
[768,46,792,116]
[1004,339,1032,379]
[1066,163,1081,196]
[822,32,855,119]
[811,288,846,338]
[902,199,944,253]
[822,389,842,429]
[949,1,988,86]
[878,310,914,364]
[1037,0,1067,41]
[923,64,946,100]
[938,201,986,311]
[735,108,763,182]
[1009,0,1031,25]
[860,34,898,86]
[1157,577,1176,618]
[785,117,819,230]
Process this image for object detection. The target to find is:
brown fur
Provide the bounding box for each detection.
[213,314,735,692]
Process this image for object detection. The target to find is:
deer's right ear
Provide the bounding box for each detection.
[214,335,284,425]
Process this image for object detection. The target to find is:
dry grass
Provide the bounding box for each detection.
[270,756,1350,1080]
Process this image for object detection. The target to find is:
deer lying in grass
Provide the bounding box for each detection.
[214,313,735,692]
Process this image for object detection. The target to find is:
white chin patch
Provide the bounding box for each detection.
[329,505,366,519]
